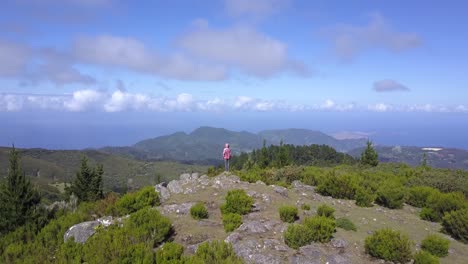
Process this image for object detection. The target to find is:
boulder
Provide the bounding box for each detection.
[274,186,289,197]
[155,184,171,201]
[331,238,348,249]
[167,180,183,194]
[160,202,195,215]
[64,220,100,243]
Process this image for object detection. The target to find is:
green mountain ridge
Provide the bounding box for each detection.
[102,126,368,162]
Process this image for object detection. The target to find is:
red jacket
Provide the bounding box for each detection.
[223,144,231,160]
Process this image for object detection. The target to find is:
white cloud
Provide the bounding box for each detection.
[179,22,308,77]
[321,13,422,61]
[64,89,103,111]
[368,103,391,112]
[373,79,409,92]
[224,0,290,19]
[1,90,468,114]
[73,35,226,81]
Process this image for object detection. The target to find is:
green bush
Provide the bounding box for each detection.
[222,213,242,232]
[125,207,172,247]
[191,202,209,220]
[413,251,440,264]
[375,180,407,209]
[220,189,254,215]
[301,204,311,210]
[284,224,313,249]
[407,186,438,208]
[316,172,359,200]
[442,209,468,243]
[355,187,375,207]
[364,229,413,263]
[279,206,298,223]
[336,217,357,231]
[300,167,326,186]
[156,242,184,263]
[424,192,466,222]
[316,204,335,219]
[420,207,438,222]
[194,240,243,264]
[303,216,336,243]
[110,186,160,216]
[421,234,450,257]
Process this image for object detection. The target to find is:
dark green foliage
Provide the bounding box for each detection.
[220,189,253,215]
[316,204,335,219]
[364,229,413,263]
[222,213,242,232]
[125,207,172,247]
[301,204,311,210]
[422,191,466,222]
[355,187,375,207]
[408,169,468,197]
[361,140,379,167]
[207,166,224,177]
[414,251,440,264]
[303,216,336,243]
[336,217,357,231]
[316,171,358,199]
[194,240,244,264]
[156,242,184,263]
[284,224,313,249]
[420,207,438,222]
[279,206,298,223]
[375,180,407,209]
[407,186,438,208]
[191,202,209,220]
[231,144,357,170]
[110,186,160,216]
[0,147,41,234]
[300,166,326,186]
[442,209,468,243]
[68,156,104,202]
[421,234,450,257]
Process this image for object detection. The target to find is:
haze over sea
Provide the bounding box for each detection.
[2,111,467,150]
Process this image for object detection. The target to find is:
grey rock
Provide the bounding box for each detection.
[331,238,348,248]
[256,180,266,185]
[250,253,282,264]
[298,245,322,259]
[292,180,304,188]
[198,175,211,185]
[179,173,192,181]
[238,220,269,233]
[167,180,183,194]
[225,232,242,244]
[252,203,263,212]
[262,194,271,203]
[155,184,171,201]
[274,186,289,197]
[326,254,352,264]
[64,220,100,243]
[191,172,199,179]
[160,202,195,215]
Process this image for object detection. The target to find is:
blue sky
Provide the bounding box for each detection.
[1,0,468,148]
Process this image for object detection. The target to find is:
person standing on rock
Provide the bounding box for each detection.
[223,143,231,171]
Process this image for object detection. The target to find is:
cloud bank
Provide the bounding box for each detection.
[373,79,409,92]
[1,91,466,114]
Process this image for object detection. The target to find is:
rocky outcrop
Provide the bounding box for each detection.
[64,216,116,243]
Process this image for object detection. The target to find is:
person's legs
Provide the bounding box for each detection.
[225,159,228,171]
[227,159,230,172]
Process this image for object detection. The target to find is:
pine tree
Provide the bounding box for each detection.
[68,156,104,202]
[0,146,41,234]
[276,139,291,168]
[361,140,379,167]
[421,153,428,167]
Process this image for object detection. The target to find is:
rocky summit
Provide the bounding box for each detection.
[66,172,468,264]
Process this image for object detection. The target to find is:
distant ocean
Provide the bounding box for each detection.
[1,111,467,150]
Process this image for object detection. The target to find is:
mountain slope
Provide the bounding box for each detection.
[348,146,468,170]
[103,126,367,162]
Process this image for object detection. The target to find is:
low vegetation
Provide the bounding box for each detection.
[190,202,209,220]
[421,234,450,257]
[336,217,357,231]
[316,204,335,219]
[414,250,440,264]
[364,229,413,263]
[279,205,298,223]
